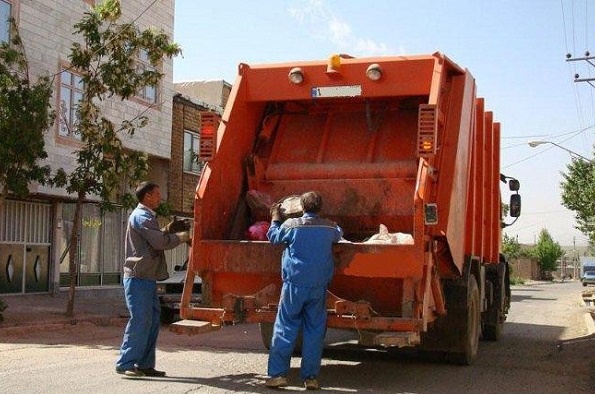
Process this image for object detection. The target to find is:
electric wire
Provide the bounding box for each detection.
[502,124,593,169]
[562,0,585,126]
[50,0,159,81]
[501,124,594,150]
[584,0,595,125]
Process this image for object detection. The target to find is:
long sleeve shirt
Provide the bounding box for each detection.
[267,212,343,288]
[123,204,183,280]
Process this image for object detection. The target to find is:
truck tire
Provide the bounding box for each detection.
[447,275,480,365]
[259,322,303,353]
[483,261,508,341]
[482,316,502,341]
[259,322,273,350]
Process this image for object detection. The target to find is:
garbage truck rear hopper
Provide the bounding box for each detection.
[174,52,521,365]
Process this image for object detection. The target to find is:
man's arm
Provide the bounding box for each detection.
[267,203,286,244]
[267,220,285,244]
[135,212,187,250]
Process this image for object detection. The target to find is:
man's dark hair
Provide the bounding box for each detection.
[300,191,322,213]
[135,181,159,202]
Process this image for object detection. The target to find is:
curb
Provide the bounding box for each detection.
[579,294,595,336]
[0,316,128,336]
[584,312,595,336]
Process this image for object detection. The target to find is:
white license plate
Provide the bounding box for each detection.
[311,85,362,98]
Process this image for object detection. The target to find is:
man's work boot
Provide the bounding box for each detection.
[265,376,288,388]
[304,377,320,390]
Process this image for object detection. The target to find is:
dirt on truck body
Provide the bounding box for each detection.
[173,52,521,365]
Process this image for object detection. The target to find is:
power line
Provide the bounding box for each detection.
[50,0,159,81]
[502,124,593,169]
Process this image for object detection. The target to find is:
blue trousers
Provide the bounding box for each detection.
[268,282,327,380]
[116,277,161,370]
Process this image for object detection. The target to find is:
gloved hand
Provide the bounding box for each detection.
[176,231,191,243]
[270,203,282,222]
[163,217,191,234]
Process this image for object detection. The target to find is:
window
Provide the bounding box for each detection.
[136,49,158,103]
[184,130,201,173]
[59,203,126,287]
[59,69,84,139]
[0,0,12,44]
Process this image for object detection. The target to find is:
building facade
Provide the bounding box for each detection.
[0,0,177,295]
[170,90,228,214]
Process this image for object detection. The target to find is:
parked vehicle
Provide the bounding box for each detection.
[156,259,202,324]
[581,261,595,287]
[173,53,521,365]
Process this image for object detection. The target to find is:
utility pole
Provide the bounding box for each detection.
[566,52,595,88]
[573,236,578,279]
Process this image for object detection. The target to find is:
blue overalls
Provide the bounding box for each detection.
[267,212,343,380]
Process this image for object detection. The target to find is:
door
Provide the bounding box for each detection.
[0,200,52,294]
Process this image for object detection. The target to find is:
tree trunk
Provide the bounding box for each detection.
[66,191,85,317]
[0,183,6,214]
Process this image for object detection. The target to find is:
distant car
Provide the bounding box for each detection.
[156,259,202,324]
[581,270,595,287]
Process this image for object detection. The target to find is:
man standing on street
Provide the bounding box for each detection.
[115,181,190,377]
[265,191,343,390]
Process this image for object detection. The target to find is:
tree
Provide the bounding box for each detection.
[57,0,181,316]
[502,233,522,260]
[560,157,595,243]
[530,229,563,279]
[0,19,54,210]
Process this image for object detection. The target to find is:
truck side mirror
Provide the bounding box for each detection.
[509,194,521,217]
[508,179,520,192]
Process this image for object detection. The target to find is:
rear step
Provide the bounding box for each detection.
[170,319,221,335]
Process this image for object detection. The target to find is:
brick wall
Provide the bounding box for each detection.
[170,95,221,216]
[510,257,540,280]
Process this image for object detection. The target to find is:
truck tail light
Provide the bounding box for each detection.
[418,104,437,157]
[199,112,218,161]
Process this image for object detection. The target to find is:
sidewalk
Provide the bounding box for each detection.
[0,289,129,333]
[2,283,594,338]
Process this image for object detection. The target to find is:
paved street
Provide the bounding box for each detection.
[0,281,593,394]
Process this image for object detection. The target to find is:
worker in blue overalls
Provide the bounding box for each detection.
[265,191,343,390]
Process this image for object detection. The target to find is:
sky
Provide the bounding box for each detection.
[173,0,595,247]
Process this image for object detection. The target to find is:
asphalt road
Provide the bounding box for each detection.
[0,281,593,394]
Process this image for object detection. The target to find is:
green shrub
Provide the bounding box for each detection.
[0,298,6,323]
[510,276,525,286]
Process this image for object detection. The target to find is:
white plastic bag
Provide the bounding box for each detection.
[364,224,413,245]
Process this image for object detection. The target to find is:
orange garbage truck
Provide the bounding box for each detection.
[174,52,521,365]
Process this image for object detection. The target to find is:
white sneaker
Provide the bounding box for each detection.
[265,376,288,388]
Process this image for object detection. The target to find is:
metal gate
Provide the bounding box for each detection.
[0,200,52,294]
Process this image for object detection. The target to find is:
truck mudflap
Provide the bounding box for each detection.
[171,285,424,347]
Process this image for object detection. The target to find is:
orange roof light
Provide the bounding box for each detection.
[326,54,341,74]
